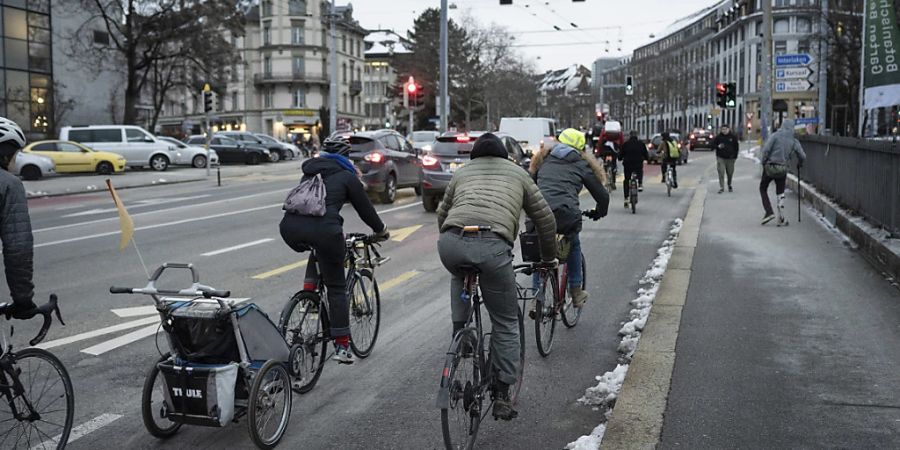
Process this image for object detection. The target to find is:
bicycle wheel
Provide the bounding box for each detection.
[0,348,74,450]
[534,268,558,357]
[248,360,292,450]
[279,291,326,394]
[440,329,483,450]
[667,170,672,197]
[141,354,182,438]
[348,271,381,358]
[562,255,585,328]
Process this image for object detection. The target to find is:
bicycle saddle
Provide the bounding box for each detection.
[458,265,481,274]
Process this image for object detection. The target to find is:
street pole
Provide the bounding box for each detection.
[439,0,449,132]
[329,0,337,135]
[409,106,414,136]
[857,1,868,137]
[761,0,773,141]
[203,83,211,178]
[817,0,829,135]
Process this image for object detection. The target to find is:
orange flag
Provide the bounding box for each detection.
[106,179,134,251]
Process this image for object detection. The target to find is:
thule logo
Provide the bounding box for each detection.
[171,387,202,399]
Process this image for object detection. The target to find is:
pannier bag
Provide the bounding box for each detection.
[158,361,238,427]
[283,173,326,216]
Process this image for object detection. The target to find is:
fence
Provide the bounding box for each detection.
[797,135,900,237]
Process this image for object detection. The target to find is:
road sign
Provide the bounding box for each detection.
[795,117,818,125]
[775,54,813,67]
[775,67,813,79]
[775,79,813,92]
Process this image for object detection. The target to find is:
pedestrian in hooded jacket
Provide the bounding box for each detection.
[759,119,806,225]
[711,124,740,193]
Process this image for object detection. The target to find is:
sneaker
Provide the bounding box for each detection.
[492,383,518,421]
[718,188,724,194]
[624,200,630,209]
[673,182,678,189]
[332,344,354,364]
[761,214,775,225]
[728,186,733,192]
[571,288,588,308]
[638,185,643,192]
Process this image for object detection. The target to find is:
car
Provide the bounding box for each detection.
[499,117,558,155]
[59,125,177,171]
[157,136,219,168]
[346,129,422,204]
[408,130,440,152]
[687,128,713,150]
[254,133,300,159]
[184,135,270,165]
[419,132,530,212]
[647,132,687,164]
[218,131,288,162]
[13,151,55,181]
[23,140,126,175]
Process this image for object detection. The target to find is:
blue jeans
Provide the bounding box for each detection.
[532,233,582,290]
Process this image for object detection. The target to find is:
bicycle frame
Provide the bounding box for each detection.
[0,329,37,422]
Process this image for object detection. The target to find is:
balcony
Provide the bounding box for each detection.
[349,80,362,96]
[253,72,328,85]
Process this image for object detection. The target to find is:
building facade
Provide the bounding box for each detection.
[1,0,53,139]
[362,30,410,131]
[157,0,366,141]
[538,64,593,128]
[604,0,846,140]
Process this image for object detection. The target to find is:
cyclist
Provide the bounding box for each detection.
[598,140,619,190]
[660,131,679,188]
[279,139,389,364]
[0,117,37,319]
[437,133,557,421]
[529,128,609,308]
[619,130,649,208]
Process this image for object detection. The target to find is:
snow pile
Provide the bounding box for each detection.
[85,185,98,191]
[26,190,49,198]
[740,146,760,164]
[565,218,683,450]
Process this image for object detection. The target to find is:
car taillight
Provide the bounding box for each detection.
[456,136,470,142]
[422,155,439,167]
[677,143,682,148]
[690,134,695,139]
[648,143,654,149]
[365,152,384,164]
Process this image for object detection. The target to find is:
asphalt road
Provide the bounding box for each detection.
[4,153,709,449]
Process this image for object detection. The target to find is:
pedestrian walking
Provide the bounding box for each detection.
[759,119,806,225]
[711,124,739,193]
[619,130,649,208]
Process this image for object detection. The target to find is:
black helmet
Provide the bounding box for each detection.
[0,117,26,156]
[322,138,351,156]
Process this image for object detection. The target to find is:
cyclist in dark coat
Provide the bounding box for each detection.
[0,118,36,318]
[618,130,649,208]
[280,139,389,364]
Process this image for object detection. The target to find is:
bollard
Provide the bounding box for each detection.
[217,165,221,187]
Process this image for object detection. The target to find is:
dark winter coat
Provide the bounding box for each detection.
[0,169,34,306]
[619,136,649,169]
[280,157,384,251]
[531,144,610,231]
[712,132,740,159]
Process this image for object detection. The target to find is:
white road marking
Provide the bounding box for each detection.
[36,316,159,350]
[202,238,274,257]
[110,305,157,318]
[81,324,160,355]
[60,195,212,218]
[61,413,122,446]
[379,201,423,214]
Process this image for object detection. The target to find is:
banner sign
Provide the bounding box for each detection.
[863,0,900,109]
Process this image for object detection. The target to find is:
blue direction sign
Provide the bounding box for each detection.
[775,54,813,66]
[795,117,818,125]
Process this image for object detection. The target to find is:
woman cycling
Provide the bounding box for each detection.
[280,139,389,364]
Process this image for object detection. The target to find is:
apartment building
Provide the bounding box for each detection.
[362,30,410,131]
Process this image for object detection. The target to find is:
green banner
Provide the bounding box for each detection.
[864,0,900,108]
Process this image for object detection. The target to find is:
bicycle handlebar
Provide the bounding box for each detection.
[109,285,231,298]
[0,294,65,346]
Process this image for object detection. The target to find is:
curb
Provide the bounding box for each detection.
[788,175,900,284]
[26,176,207,199]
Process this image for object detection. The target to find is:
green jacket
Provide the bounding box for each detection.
[437,156,558,260]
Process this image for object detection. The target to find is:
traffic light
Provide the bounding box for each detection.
[715,82,727,108]
[403,76,415,109]
[202,83,213,113]
[414,83,424,106]
[725,82,737,108]
[625,75,634,96]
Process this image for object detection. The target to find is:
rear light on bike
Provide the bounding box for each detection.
[689,134,695,139]
[302,282,317,290]
[422,155,440,168]
[364,152,384,164]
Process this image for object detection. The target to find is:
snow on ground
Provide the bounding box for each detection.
[741,146,761,164]
[565,218,684,449]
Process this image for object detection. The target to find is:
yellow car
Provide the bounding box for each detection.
[23,140,126,175]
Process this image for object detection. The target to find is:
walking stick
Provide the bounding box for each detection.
[797,163,802,223]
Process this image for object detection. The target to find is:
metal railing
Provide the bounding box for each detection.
[252,72,328,85]
[798,135,900,236]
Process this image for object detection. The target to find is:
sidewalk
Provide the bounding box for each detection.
[604,156,900,448]
[23,159,305,198]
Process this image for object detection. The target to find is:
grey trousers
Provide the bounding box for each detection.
[437,231,519,386]
[717,157,736,189]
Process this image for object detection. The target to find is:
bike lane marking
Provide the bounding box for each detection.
[202,238,274,257]
[35,316,160,350]
[32,413,123,449]
[252,259,308,280]
[378,270,420,292]
[81,324,161,356]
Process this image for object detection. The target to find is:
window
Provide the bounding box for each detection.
[263,55,272,76]
[796,17,812,34]
[342,63,347,84]
[291,22,304,44]
[261,0,272,16]
[342,35,346,52]
[126,128,151,142]
[773,19,789,34]
[5,38,28,70]
[4,8,27,39]
[231,91,238,111]
[292,87,306,107]
[68,129,121,143]
[29,42,50,72]
[263,24,271,45]
[264,89,273,108]
[93,30,109,45]
[289,0,306,15]
[292,55,305,75]
[58,143,83,153]
[774,40,787,55]
[31,142,54,151]
[797,40,810,55]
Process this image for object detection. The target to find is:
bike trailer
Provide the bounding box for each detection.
[158,361,238,427]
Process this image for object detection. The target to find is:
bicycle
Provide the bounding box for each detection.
[0,295,73,450]
[628,171,639,214]
[665,163,674,197]
[437,232,539,450]
[604,155,617,192]
[279,232,388,393]
[527,233,585,357]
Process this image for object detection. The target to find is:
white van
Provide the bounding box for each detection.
[498,117,558,155]
[59,125,177,171]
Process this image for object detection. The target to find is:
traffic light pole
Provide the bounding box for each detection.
[439,0,449,132]
[761,0,773,141]
[202,84,212,178]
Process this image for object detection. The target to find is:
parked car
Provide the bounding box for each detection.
[23,140,126,175]
[157,136,219,168]
[254,133,300,159]
[13,151,55,181]
[346,129,422,204]
[687,128,713,150]
[647,132,687,164]
[184,135,269,165]
[419,132,530,212]
[59,125,177,171]
[218,131,288,162]
[408,130,440,152]
[499,117,558,155]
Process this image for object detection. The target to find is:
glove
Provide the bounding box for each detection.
[9,299,37,320]
[584,209,603,221]
[373,227,390,242]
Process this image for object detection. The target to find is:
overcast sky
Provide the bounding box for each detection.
[348,0,720,73]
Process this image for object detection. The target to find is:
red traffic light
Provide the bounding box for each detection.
[407,83,417,94]
[716,83,727,95]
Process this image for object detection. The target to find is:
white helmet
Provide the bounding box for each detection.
[0,117,26,154]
